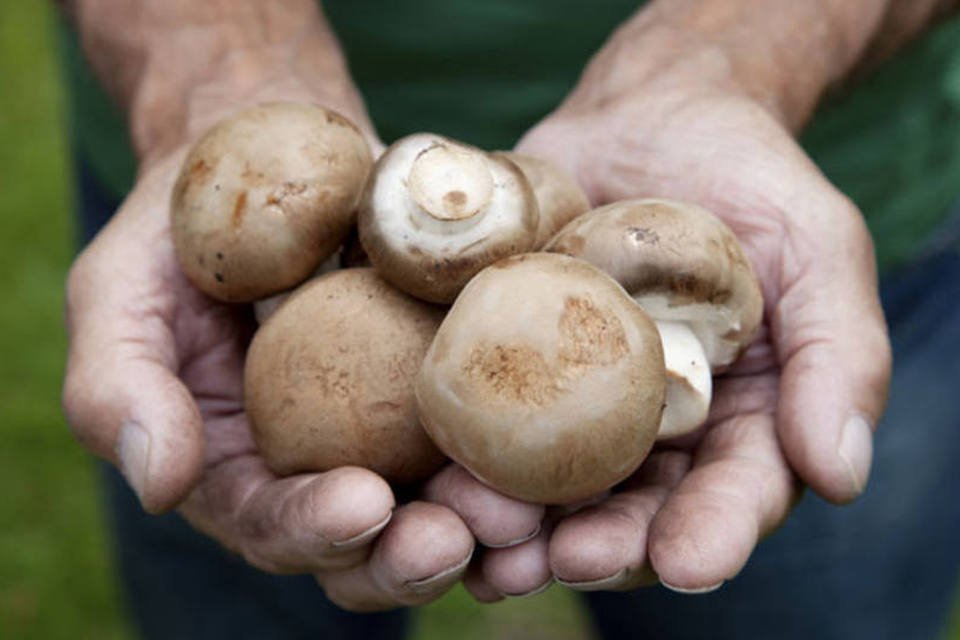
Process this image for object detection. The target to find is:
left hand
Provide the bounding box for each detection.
[465,32,891,598]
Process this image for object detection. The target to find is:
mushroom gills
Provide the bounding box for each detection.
[633,293,742,368]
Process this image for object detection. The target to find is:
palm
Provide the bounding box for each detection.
[66,154,526,609]
[514,86,887,590]
[167,268,254,470]
[111,154,258,474]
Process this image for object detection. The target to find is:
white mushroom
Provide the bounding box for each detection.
[358,134,538,303]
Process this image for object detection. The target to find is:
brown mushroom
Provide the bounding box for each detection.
[245,268,447,483]
[546,198,763,439]
[358,133,538,303]
[415,253,665,504]
[171,102,372,302]
[492,152,590,247]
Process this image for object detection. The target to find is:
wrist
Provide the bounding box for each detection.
[71,1,375,173]
[563,0,896,132]
[135,61,374,174]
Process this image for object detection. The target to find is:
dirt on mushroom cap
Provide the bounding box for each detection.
[171,103,372,302]
[416,253,665,504]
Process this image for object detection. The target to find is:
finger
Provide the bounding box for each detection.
[548,451,690,590]
[481,524,553,597]
[423,464,544,548]
[773,198,891,503]
[181,458,395,573]
[63,232,206,514]
[463,561,504,603]
[317,502,474,612]
[648,411,797,592]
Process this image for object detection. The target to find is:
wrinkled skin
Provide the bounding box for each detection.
[62,27,892,615]
[460,60,892,597]
[62,149,555,610]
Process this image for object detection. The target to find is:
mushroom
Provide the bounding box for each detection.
[492,152,590,247]
[415,253,665,504]
[245,268,447,483]
[171,102,372,302]
[358,133,538,303]
[546,198,763,439]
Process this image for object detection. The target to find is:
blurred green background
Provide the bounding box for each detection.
[1,2,958,639]
[0,3,594,638]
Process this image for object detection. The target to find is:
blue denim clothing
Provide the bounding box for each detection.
[585,209,960,640]
[78,158,959,638]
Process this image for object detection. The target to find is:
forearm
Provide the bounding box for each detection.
[575,0,959,131]
[62,0,372,169]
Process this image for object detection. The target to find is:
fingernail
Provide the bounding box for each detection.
[837,414,874,499]
[556,567,628,591]
[405,554,472,594]
[116,420,151,504]
[485,523,541,549]
[502,578,553,598]
[660,579,724,594]
[331,511,393,549]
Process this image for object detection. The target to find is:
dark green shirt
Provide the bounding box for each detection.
[60,2,960,273]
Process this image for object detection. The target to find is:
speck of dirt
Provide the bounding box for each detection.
[444,190,467,208]
[557,296,627,366]
[232,191,248,228]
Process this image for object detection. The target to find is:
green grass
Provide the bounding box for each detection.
[0,4,592,638]
[0,2,130,638]
[0,2,957,639]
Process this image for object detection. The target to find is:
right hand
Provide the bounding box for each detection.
[62,149,545,611]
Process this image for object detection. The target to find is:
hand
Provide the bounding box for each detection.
[465,44,891,596]
[61,150,547,610]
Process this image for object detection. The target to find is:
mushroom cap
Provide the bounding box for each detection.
[171,102,372,302]
[493,152,590,248]
[415,253,665,504]
[358,133,538,303]
[245,268,447,483]
[546,198,763,369]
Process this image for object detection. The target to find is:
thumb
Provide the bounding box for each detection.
[773,195,892,504]
[62,218,205,514]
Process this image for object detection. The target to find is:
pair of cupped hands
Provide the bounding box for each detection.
[62,53,891,612]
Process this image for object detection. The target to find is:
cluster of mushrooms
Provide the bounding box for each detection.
[171,103,763,506]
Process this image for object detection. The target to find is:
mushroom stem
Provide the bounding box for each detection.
[653,320,712,440]
[633,293,741,369]
[407,143,494,225]
[359,133,539,303]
